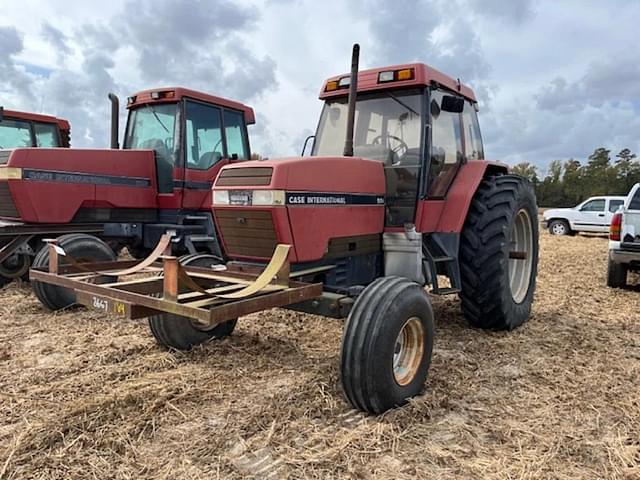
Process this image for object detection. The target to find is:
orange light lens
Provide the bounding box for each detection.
[397,68,414,81]
[165,91,175,98]
[325,81,339,91]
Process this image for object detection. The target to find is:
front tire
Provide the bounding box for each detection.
[459,175,539,330]
[548,219,571,236]
[32,234,116,311]
[607,259,627,288]
[340,277,435,414]
[148,254,237,351]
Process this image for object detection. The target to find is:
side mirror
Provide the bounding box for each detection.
[441,95,464,113]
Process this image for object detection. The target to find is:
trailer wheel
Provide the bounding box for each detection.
[340,277,434,414]
[148,254,237,351]
[0,253,31,280]
[32,234,116,311]
[606,259,627,288]
[459,175,539,330]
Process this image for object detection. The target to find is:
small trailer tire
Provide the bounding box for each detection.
[32,234,116,311]
[340,276,434,414]
[148,254,237,351]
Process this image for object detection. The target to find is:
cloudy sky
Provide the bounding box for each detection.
[1,0,639,172]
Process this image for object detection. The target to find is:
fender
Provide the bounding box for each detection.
[416,160,509,234]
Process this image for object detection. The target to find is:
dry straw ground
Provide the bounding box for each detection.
[0,233,639,479]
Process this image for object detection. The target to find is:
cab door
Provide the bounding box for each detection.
[575,198,607,232]
[181,100,250,211]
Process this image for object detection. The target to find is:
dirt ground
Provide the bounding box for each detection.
[0,232,639,479]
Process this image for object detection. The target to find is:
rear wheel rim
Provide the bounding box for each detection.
[509,209,534,303]
[393,317,425,386]
[551,222,565,235]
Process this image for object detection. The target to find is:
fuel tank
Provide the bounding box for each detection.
[212,156,386,263]
[0,148,158,223]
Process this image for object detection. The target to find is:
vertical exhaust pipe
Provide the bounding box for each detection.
[108,93,119,149]
[343,43,360,157]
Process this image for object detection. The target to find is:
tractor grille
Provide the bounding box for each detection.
[216,167,273,187]
[0,182,19,218]
[0,151,11,165]
[216,209,277,258]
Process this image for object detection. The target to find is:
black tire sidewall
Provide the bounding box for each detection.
[500,184,539,328]
[367,284,435,410]
[549,219,569,235]
[32,234,116,310]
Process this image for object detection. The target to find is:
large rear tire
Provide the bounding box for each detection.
[606,259,627,288]
[148,254,237,351]
[32,234,116,311]
[459,175,539,330]
[341,277,434,414]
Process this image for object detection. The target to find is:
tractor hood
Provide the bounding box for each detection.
[0,148,158,223]
[212,156,386,262]
[214,155,386,194]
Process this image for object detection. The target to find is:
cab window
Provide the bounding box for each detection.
[580,199,605,212]
[0,119,32,148]
[608,199,624,213]
[428,90,464,197]
[223,110,248,160]
[185,101,224,170]
[34,123,60,147]
[461,101,483,160]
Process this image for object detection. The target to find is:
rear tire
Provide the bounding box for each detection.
[459,175,539,330]
[340,277,434,414]
[32,234,116,311]
[148,254,237,351]
[607,259,627,288]
[548,219,571,236]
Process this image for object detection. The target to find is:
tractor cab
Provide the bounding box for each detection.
[121,88,255,210]
[0,108,70,148]
[312,64,484,226]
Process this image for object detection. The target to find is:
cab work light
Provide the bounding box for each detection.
[378,68,415,83]
[325,76,351,92]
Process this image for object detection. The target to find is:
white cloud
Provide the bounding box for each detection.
[0,0,638,168]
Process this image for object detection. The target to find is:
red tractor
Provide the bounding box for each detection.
[0,89,254,289]
[28,45,538,414]
[0,108,71,149]
[207,45,539,412]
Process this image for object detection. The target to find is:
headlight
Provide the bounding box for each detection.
[213,190,230,205]
[212,189,285,206]
[0,167,22,180]
[252,190,285,206]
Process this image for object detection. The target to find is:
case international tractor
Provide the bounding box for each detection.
[25,45,538,414]
[0,89,254,288]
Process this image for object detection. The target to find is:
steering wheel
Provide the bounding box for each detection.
[371,135,409,162]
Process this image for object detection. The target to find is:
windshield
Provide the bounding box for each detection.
[312,89,423,164]
[0,119,33,148]
[124,103,178,193]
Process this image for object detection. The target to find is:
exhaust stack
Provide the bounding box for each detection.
[343,43,360,157]
[108,93,119,149]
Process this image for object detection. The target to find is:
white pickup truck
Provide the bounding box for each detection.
[543,196,626,235]
[607,183,640,288]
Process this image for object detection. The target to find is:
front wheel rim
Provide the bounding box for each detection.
[393,317,425,386]
[509,209,534,303]
[552,223,565,235]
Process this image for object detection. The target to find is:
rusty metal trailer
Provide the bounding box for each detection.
[29,233,325,330]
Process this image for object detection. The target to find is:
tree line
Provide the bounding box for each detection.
[512,148,640,207]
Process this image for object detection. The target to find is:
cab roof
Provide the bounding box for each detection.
[319,63,477,103]
[0,108,70,131]
[127,87,256,125]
